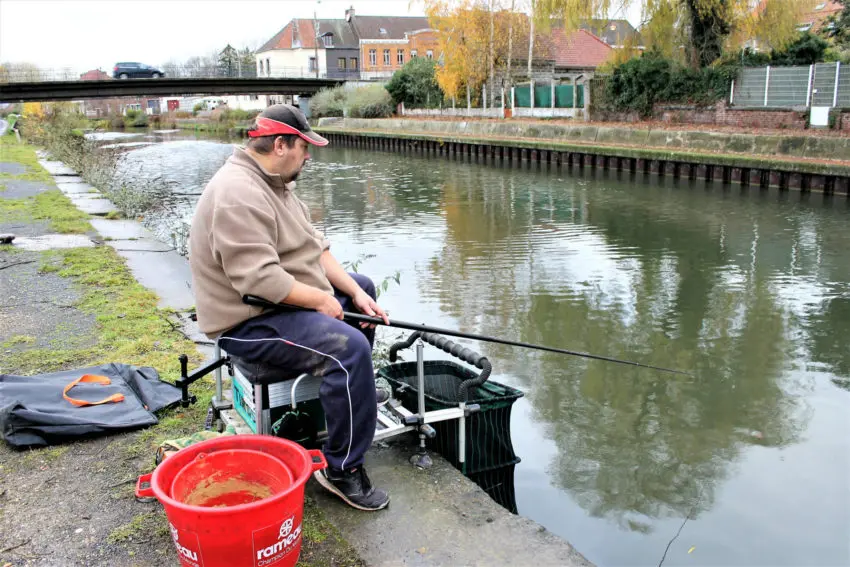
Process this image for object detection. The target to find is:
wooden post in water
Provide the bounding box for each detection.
[825,176,836,195]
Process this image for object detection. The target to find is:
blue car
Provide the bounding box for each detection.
[113,62,165,79]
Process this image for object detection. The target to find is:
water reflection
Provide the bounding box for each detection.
[423,171,818,532]
[109,138,850,566]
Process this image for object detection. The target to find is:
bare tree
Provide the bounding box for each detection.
[161,59,183,78]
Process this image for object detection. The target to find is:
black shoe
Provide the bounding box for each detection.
[313,466,390,511]
[376,388,390,407]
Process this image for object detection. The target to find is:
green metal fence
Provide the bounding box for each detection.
[513,84,584,108]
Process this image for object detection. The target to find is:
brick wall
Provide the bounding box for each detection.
[713,103,808,129]
[595,102,810,129]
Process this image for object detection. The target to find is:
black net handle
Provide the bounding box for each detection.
[388,331,492,401]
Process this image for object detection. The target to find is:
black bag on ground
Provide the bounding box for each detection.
[0,363,182,448]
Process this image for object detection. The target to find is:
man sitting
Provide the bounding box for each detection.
[188,104,390,511]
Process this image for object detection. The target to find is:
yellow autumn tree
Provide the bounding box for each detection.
[733,0,815,52]
[426,0,548,103]
[535,0,813,67]
[426,1,493,101]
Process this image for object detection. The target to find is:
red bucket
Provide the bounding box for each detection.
[136,436,326,567]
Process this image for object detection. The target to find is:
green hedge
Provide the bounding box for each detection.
[602,51,733,117]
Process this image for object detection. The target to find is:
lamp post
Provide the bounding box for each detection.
[313,0,321,78]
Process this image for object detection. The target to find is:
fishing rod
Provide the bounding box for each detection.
[242,295,692,376]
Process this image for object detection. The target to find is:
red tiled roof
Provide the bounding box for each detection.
[259,20,324,51]
[550,29,612,69]
[258,15,432,53]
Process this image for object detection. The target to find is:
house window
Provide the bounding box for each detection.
[426,49,433,59]
[397,50,405,65]
[258,61,263,75]
[250,94,259,101]
[383,49,391,65]
[338,57,346,70]
[411,49,418,58]
[350,57,358,69]
[797,22,813,32]
[266,58,270,75]
[815,2,826,9]
[322,34,333,47]
[308,57,317,72]
[369,49,377,66]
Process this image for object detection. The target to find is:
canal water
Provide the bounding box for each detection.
[99,130,849,567]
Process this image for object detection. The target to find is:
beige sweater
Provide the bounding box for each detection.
[189,147,332,338]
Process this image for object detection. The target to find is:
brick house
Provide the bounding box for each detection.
[255,7,441,81]
[347,10,439,79]
[798,0,842,34]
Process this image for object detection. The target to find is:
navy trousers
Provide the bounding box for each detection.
[219,273,377,471]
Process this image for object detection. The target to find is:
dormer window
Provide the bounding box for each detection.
[379,27,388,36]
[815,3,827,9]
[322,33,334,47]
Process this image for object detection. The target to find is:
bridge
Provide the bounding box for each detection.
[0,77,345,103]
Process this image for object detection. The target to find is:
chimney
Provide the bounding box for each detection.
[345,6,355,22]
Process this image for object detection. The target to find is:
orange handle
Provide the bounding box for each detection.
[135,473,154,498]
[63,374,125,407]
[309,449,327,472]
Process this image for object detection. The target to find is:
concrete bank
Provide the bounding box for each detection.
[315,118,850,195]
[1,141,591,566]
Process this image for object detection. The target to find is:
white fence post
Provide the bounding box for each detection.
[530,79,535,110]
[764,65,770,107]
[730,79,735,105]
[551,79,555,109]
[511,86,516,114]
[833,62,841,108]
[483,85,487,110]
[806,64,814,107]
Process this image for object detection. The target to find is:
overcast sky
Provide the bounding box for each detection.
[0,0,641,74]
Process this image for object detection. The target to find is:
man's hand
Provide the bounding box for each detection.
[317,294,344,320]
[353,290,389,329]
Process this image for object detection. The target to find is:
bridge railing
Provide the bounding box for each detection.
[0,65,363,83]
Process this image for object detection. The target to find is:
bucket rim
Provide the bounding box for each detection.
[149,435,313,514]
[170,448,295,505]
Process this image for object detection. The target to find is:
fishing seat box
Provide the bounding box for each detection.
[228,355,325,447]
